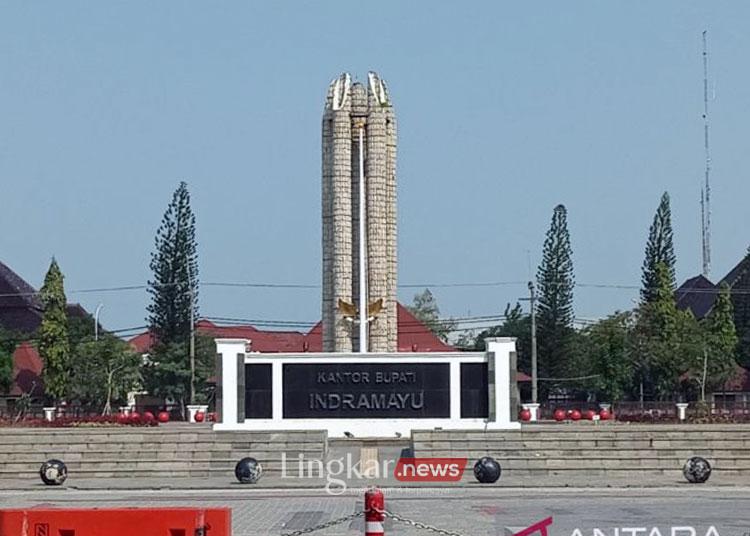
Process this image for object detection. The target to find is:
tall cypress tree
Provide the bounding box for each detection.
[699,283,739,396]
[633,262,700,399]
[39,258,71,402]
[147,182,199,345]
[641,192,676,303]
[536,204,575,385]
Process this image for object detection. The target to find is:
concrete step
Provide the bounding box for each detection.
[0,428,327,481]
[412,427,750,440]
[0,469,252,479]
[414,440,750,451]
[0,442,325,453]
[2,457,298,471]
[0,430,325,442]
[2,450,318,462]
[415,448,750,458]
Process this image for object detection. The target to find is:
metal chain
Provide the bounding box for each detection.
[280,510,363,536]
[384,509,469,536]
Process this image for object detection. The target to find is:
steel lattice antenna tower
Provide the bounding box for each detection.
[701,30,712,278]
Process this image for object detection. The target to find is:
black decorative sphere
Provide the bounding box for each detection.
[683,456,712,484]
[473,456,501,484]
[235,457,263,484]
[39,459,68,486]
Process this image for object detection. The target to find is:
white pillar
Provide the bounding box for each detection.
[523,403,541,422]
[676,402,689,421]
[215,338,248,428]
[272,361,283,420]
[450,360,461,420]
[485,337,520,428]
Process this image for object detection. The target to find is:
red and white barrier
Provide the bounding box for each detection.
[364,487,385,536]
[0,507,231,536]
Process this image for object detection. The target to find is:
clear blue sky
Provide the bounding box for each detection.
[1,2,749,336]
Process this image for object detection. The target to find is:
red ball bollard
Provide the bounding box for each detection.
[116,413,129,425]
[143,411,155,423]
[194,411,205,423]
[129,411,141,424]
[519,409,532,422]
[569,409,582,421]
[553,409,566,422]
[584,409,596,421]
[600,409,612,420]
[157,411,170,423]
[364,487,385,536]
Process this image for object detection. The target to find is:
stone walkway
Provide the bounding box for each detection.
[2,486,749,535]
[2,469,749,491]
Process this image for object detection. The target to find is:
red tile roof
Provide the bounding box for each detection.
[10,342,44,397]
[128,331,157,354]
[129,302,458,354]
[396,303,456,352]
[722,365,750,393]
[196,320,307,353]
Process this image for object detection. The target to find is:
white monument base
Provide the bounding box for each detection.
[213,338,520,437]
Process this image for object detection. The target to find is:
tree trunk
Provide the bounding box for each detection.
[102,369,115,416]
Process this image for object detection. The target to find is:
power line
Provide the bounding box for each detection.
[3,278,746,299]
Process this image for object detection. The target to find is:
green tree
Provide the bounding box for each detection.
[147,181,199,346]
[536,204,575,388]
[67,314,96,348]
[632,262,700,399]
[689,283,739,401]
[142,334,214,415]
[70,335,142,414]
[641,192,676,303]
[0,327,18,394]
[39,259,71,402]
[407,289,456,342]
[573,312,632,402]
[466,303,532,373]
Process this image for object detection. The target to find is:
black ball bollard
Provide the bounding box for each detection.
[683,456,712,484]
[235,457,263,484]
[39,459,68,486]
[473,456,502,484]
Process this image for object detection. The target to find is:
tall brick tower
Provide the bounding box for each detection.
[321,72,397,352]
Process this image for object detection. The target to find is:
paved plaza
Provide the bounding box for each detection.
[2,486,749,536]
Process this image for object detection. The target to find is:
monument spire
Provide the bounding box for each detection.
[321,72,397,353]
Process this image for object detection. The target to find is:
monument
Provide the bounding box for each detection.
[213,72,520,436]
[321,72,397,353]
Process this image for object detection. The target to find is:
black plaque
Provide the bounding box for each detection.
[283,363,450,418]
[460,362,488,418]
[245,364,272,419]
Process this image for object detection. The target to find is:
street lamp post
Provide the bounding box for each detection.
[94,303,104,341]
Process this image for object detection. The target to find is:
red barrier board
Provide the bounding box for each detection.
[0,507,231,536]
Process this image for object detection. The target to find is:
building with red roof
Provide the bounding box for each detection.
[130,303,457,355]
[9,342,44,398]
[0,260,89,402]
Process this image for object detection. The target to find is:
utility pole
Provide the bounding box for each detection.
[189,285,196,405]
[529,282,538,404]
[187,260,196,406]
[701,29,712,278]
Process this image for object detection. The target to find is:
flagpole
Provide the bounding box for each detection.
[358,121,368,353]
